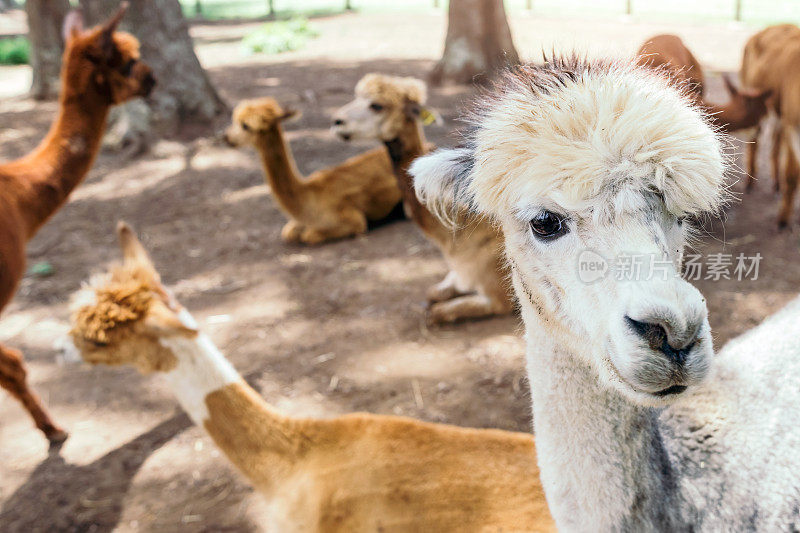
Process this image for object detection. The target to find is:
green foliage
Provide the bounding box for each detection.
[0,37,30,66]
[241,17,319,55]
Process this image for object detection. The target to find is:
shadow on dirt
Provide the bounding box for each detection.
[0,413,192,532]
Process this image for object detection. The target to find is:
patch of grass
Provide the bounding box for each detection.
[0,37,30,66]
[241,17,320,55]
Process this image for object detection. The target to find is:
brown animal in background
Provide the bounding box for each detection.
[224,98,401,245]
[69,222,556,532]
[332,74,514,324]
[0,4,154,444]
[637,34,770,133]
[739,24,800,210]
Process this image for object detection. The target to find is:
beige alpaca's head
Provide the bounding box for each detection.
[412,58,726,406]
[331,73,429,141]
[70,223,197,373]
[223,98,299,147]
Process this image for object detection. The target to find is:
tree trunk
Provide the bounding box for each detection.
[80,0,226,142]
[26,0,70,100]
[430,0,519,85]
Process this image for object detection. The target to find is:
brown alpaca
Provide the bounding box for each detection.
[224,98,401,245]
[68,222,556,532]
[332,74,513,324]
[0,4,155,444]
[636,34,770,133]
[741,25,800,223]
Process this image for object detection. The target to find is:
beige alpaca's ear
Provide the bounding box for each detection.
[143,300,198,338]
[403,101,442,126]
[62,10,85,43]
[419,106,442,126]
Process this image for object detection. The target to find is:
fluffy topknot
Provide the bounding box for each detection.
[412,56,726,222]
[70,264,157,347]
[356,73,427,106]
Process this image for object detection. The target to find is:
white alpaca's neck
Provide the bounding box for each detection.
[525,323,684,531]
[160,310,241,425]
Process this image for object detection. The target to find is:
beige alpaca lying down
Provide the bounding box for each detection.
[68,223,555,532]
[332,74,514,325]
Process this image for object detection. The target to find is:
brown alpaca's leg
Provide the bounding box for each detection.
[771,125,782,193]
[777,131,799,229]
[745,123,760,192]
[0,344,68,444]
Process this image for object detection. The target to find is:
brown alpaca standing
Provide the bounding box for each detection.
[0,4,155,444]
[740,24,800,228]
[69,223,555,532]
[224,98,401,245]
[636,34,770,133]
[332,75,513,324]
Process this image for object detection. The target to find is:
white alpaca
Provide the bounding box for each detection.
[411,57,800,531]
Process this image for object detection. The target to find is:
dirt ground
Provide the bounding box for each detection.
[1,11,799,533]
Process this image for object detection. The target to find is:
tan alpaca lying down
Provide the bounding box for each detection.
[224,98,402,245]
[68,223,555,532]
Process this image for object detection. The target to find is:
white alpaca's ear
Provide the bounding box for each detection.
[410,147,477,221]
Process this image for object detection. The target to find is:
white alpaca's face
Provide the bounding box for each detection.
[410,60,726,407]
[498,191,713,406]
[411,149,715,407]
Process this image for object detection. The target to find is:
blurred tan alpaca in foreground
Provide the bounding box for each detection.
[69,222,555,532]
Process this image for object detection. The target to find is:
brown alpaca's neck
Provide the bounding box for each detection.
[255,125,306,216]
[7,90,110,239]
[705,100,757,132]
[384,120,444,237]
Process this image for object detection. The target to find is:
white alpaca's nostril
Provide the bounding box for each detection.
[624,309,704,365]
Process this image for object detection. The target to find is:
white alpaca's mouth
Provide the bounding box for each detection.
[603,355,690,404]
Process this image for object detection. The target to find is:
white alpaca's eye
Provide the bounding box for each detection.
[530,211,568,240]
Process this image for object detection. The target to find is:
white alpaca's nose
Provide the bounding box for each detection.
[624,313,701,366]
[623,281,708,366]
